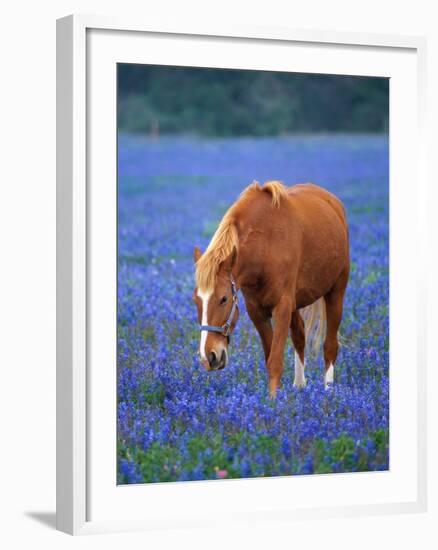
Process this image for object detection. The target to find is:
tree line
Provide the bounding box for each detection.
[118,64,388,136]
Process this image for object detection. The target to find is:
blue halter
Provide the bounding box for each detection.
[199,277,239,338]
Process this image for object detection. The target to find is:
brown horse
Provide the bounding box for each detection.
[193,181,349,397]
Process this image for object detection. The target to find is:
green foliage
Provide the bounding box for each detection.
[118,429,389,483]
[312,430,389,474]
[118,65,389,136]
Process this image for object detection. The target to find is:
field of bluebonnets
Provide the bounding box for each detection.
[117,134,389,484]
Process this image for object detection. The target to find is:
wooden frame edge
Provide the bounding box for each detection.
[56,13,428,534]
[56,14,87,535]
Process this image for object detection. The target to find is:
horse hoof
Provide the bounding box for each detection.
[293,379,307,389]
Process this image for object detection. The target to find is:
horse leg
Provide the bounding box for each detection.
[291,310,306,388]
[246,302,273,362]
[323,280,347,389]
[267,296,293,398]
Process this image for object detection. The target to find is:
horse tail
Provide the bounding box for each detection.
[299,297,326,354]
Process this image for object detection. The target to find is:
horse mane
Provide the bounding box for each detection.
[195,211,238,292]
[244,179,288,208]
[195,180,288,291]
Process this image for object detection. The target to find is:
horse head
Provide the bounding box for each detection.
[193,246,239,371]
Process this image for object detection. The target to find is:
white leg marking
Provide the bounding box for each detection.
[197,289,212,361]
[293,352,306,388]
[325,363,334,389]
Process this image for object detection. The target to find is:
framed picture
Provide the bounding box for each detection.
[56,15,428,535]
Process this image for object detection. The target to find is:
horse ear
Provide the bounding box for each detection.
[193,246,202,263]
[221,246,237,273]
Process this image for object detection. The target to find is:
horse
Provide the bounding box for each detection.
[192,180,349,397]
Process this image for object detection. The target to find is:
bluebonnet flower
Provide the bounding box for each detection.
[117,135,389,483]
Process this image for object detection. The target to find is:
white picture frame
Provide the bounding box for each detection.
[56,14,428,535]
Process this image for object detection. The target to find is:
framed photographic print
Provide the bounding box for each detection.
[57,15,427,535]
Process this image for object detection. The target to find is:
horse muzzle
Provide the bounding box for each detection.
[207,349,227,371]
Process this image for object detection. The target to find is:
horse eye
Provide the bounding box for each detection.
[220,295,228,305]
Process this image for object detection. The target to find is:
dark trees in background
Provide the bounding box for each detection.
[118,64,389,136]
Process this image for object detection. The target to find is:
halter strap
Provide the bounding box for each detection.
[199,277,238,338]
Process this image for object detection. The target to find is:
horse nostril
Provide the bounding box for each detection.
[208,351,217,367]
[220,349,226,364]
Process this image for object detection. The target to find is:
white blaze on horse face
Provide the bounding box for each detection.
[325,363,334,389]
[293,352,306,388]
[197,288,212,360]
